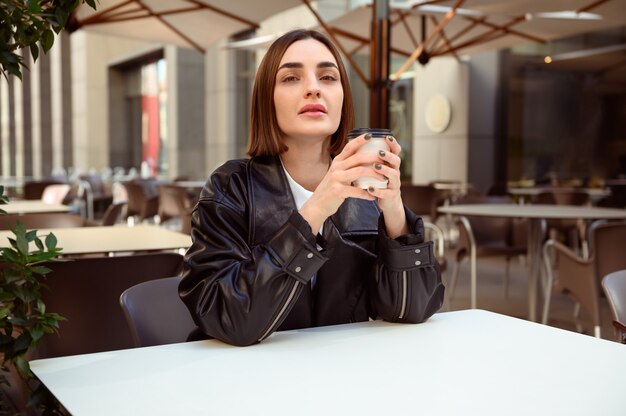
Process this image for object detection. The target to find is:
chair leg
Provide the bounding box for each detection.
[593,325,601,339]
[470,249,477,309]
[573,302,583,333]
[449,260,460,302]
[503,257,511,299]
[541,245,555,325]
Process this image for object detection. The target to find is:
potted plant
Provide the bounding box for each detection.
[0,185,66,415]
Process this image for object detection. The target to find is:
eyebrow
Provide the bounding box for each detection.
[277,61,339,71]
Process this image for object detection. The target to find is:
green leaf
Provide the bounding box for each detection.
[30,265,51,276]
[27,0,42,14]
[14,332,31,353]
[30,326,44,342]
[41,30,55,53]
[0,307,9,320]
[14,355,31,377]
[45,233,57,250]
[29,43,39,62]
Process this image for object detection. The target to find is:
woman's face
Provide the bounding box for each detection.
[273,38,343,145]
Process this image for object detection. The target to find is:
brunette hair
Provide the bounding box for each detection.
[247,29,355,158]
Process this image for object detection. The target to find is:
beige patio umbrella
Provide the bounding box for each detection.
[321,0,626,79]
[311,0,626,126]
[66,0,309,52]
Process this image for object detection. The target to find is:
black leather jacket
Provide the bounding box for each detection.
[179,156,444,346]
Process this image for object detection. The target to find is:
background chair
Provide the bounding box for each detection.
[602,270,626,344]
[448,195,528,309]
[0,213,85,230]
[41,183,71,205]
[533,189,590,252]
[34,252,184,358]
[85,202,126,226]
[157,184,193,230]
[120,276,196,347]
[401,184,439,221]
[123,180,160,225]
[542,221,626,338]
[23,179,66,200]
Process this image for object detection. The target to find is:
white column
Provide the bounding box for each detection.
[14,53,25,179]
[50,33,64,171]
[30,52,42,178]
[165,46,178,178]
[0,75,9,177]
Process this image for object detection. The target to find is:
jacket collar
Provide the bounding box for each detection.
[248,155,380,245]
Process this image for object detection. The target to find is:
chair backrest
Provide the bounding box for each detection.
[100,202,126,226]
[401,184,437,219]
[0,213,85,230]
[22,180,65,200]
[158,184,191,223]
[35,252,184,358]
[601,270,626,343]
[592,221,626,286]
[120,276,196,347]
[123,181,159,219]
[533,190,590,206]
[41,184,71,204]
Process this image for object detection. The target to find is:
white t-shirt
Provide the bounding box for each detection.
[281,163,324,236]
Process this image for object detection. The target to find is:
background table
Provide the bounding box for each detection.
[30,310,626,416]
[0,225,191,255]
[508,187,610,204]
[2,200,70,214]
[438,204,626,321]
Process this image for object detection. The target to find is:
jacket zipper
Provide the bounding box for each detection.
[258,280,300,342]
[398,271,408,320]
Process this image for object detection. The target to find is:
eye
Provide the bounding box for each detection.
[320,74,338,81]
[281,75,299,83]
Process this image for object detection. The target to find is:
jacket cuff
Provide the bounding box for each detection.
[378,208,434,271]
[266,211,330,284]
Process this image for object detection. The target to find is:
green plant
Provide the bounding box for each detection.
[0,186,66,414]
[0,0,96,79]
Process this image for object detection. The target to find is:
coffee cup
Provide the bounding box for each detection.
[347,128,391,189]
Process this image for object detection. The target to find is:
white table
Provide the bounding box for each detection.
[508,187,610,204]
[438,204,626,321]
[2,200,70,214]
[30,310,626,416]
[0,225,191,255]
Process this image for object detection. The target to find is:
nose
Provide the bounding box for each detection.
[304,78,321,98]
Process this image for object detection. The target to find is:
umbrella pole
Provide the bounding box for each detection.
[370,0,391,129]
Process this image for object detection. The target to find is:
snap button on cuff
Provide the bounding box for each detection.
[415,260,421,266]
[295,266,302,273]
[414,249,421,254]
[307,253,313,259]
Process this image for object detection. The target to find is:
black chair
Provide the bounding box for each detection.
[602,270,626,344]
[120,276,196,347]
[34,252,184,358]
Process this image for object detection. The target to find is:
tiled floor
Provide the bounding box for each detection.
[438,251,618,342]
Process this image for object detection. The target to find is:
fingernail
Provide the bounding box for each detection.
[374,163,382,170]
[378,150,386,157]
[364,133,372,140]
[368,186,375,192]
[387,136,394,142]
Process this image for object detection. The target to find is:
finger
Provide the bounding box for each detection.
[336,151,383,170]
[334,133,372,162]
[386,135,402,156]
[332,165,386,184]
[340,185,376,201]
[376,149,401,170]
[367,186,401,200]
[373,163,401,189]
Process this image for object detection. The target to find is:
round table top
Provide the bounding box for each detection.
[438,204,626,220]
[507,187,610,197]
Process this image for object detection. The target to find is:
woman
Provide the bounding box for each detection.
[179,29,443,346]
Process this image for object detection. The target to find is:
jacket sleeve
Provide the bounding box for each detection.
[179,194,331,346]
[370,207,444,323]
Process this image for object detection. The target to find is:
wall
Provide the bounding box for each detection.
[412,57,469,185]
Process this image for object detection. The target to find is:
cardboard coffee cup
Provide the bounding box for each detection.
[347,128,391,189]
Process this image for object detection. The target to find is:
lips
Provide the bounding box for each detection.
[298,104,327,115]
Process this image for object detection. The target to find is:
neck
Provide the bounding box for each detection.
[280,137,330,192]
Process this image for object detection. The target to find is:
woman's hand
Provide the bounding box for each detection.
[299,133,384,234]
[367,135,409,239]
